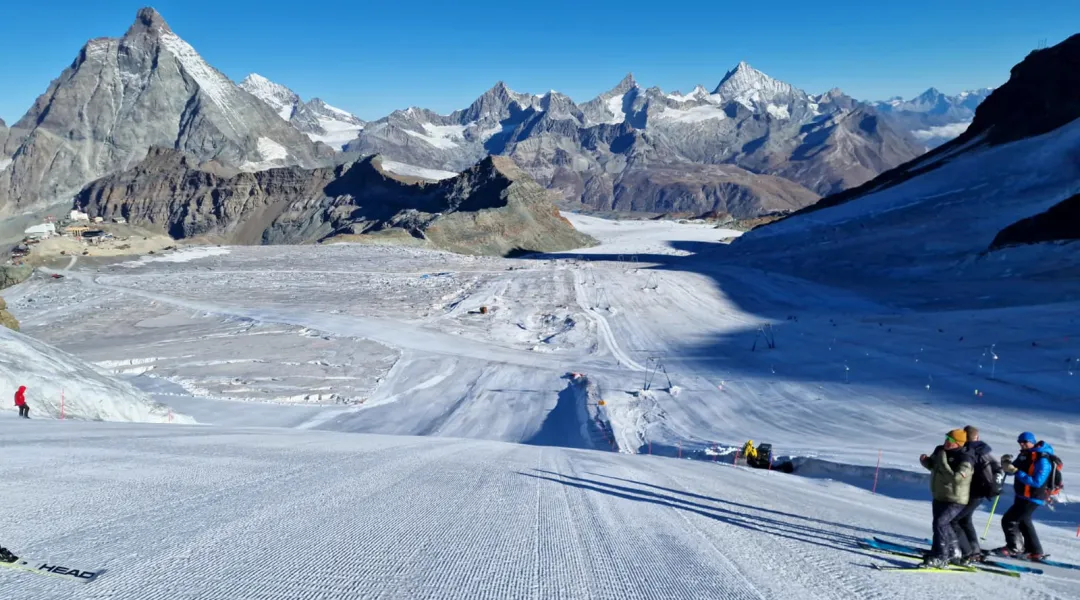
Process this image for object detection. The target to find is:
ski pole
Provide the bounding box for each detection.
[980,496,1000,540]
[872,449,882,494]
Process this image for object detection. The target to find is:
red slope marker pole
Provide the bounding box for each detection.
[872,449,883,494]
[733,449,741,466]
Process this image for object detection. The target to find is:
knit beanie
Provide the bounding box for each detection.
[947,428,968,445]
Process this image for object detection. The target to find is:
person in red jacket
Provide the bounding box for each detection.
[15,385,29,418]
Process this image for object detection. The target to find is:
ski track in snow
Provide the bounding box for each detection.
[572,268,647,371]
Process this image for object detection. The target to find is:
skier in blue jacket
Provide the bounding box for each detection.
[995,432,1054,559]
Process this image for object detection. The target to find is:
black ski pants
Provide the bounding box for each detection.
[1002,497,1043,554]
[931,500,966,559]
[17,404,28,418]
[951,497,983,557]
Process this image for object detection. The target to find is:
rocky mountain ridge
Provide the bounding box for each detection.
[72,147,595,256]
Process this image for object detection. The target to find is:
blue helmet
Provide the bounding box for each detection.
[1017,432,1036,444]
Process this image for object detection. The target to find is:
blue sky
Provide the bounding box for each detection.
[0,1,1075,123]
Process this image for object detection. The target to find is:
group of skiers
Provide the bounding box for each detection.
[920,425,1061,568]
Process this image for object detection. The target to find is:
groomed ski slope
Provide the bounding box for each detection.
[3,212,1080,597]
[1,417,1078,600]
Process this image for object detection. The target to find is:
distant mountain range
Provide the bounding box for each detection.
[247,65,993,217]
[731,33,1080,294]
[873,87,994,148]
[0,7,993,224]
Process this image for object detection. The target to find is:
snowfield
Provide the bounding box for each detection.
[1,210,1079,597]
[379,159,459,181]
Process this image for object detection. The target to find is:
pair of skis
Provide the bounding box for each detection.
[859,538,1022,577]
[0,556,103,583]
[909,536,1080,571]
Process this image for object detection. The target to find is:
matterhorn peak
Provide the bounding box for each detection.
[126,7,172,36]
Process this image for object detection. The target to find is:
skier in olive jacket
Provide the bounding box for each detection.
[953,425,1003,563]
[919,428,975,568]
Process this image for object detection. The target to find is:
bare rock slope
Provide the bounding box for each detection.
[74,148,596,256]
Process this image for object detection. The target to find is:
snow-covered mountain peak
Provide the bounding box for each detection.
[240,73,301,121]
[241,73,284,93]
[666,85,710,103]
[577,74,642,125]
[308,99,364,125]
[293,97,366,148]
[238,74,365,149]
[712,61,801,108]
[455,81,539,124]
[611,73,639,95]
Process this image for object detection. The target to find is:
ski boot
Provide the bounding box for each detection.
[0,547,18,563]
[951,554,976,567]
[990,546,1022,558]
[962,552,985,564]
[920,556,950,569]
